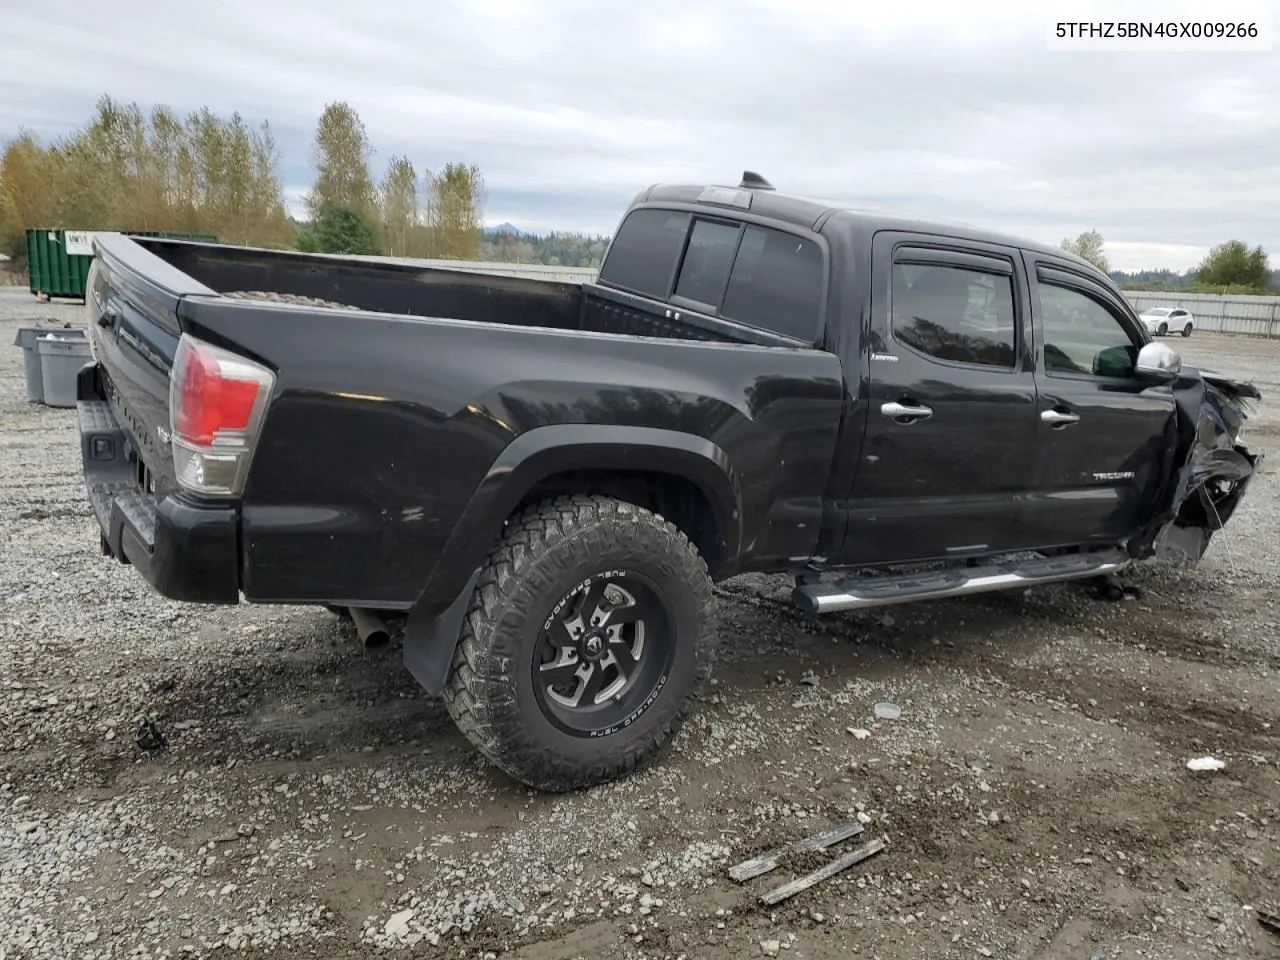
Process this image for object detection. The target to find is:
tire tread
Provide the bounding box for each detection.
[442,494,715,791]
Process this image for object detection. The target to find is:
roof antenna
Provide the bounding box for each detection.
[739,170,775,191]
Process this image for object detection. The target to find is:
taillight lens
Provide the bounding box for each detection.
[168,334,275,497]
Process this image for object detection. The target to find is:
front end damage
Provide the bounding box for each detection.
[1129,368,1262,564]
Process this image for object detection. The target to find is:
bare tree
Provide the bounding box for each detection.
[0,96,298,261]
[248,121,294,248]
[428,162,486,260]
[307,102,376,220]
[378,156,418,257]
[0,132,62,260]
[1060,229,1110,273]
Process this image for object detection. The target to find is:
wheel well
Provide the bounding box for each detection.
[513,470,728,578]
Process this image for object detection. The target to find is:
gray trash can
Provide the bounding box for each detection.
[14,326,86,403]
[36,334,93,408]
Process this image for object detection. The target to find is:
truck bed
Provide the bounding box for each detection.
[81,233,846,609]
[136,238,798,348]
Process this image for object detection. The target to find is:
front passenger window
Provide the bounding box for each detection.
[1039,284,1138,378]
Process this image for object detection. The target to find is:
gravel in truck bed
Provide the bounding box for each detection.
[1,286,1277,959]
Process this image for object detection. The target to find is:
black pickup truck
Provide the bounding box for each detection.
[76,172,1261,791]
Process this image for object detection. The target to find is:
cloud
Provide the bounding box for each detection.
[2,0,1277,270]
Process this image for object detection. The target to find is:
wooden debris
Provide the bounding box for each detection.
[728,819,864,883]
[759,837,886,906]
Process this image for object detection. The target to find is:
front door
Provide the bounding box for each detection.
[1021,259,1176,547]
[840,235,1041,565]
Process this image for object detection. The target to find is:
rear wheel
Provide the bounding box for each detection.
[1181,322,1193,337]
[1157,322,1168,336]
[442,495,716,791]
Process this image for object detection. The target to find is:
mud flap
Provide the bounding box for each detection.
[1129,367,1261,563]
[402,568,482,696]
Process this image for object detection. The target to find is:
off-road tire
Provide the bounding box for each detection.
[441,494,716,791]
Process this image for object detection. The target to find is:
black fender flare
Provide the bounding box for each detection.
[402,424,741,695]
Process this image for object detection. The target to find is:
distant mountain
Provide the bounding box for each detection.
[484,222,525,237]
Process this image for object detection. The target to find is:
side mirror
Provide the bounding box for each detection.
[1135,341,1182,382]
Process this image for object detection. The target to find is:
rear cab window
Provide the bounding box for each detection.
[673,220,740,307]
[599,207,825,343]
[598,209,692,298]
[720,227,823,341]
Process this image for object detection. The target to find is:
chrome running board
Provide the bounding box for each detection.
[792,548,1130,615]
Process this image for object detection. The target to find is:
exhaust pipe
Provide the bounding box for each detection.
[348,607,390,649]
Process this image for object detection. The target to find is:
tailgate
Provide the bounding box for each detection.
[85,234,218,494]
[77,234,243,604]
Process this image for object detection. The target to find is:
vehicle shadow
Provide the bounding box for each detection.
[115,614,465,773]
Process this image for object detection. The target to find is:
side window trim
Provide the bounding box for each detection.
[888,251,1023,374]
[663,213,698,300]
[894,245,1015,276]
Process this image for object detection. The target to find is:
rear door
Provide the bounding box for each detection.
[840,233,1041,565]
[1021,259,1175,546]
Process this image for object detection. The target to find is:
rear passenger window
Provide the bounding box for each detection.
[720,226,823,341]
[598,209,692,297]
[674,220,740,307]
[890,263,1016,368]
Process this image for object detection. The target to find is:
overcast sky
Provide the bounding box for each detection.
[3,0,1277,271]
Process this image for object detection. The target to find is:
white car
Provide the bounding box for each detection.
[1138,306,1195,337]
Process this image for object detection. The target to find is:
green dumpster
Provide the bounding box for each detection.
[25,229,218,301]
[27,229,93,301]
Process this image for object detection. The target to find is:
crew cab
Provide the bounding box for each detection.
[75,173,1261,791]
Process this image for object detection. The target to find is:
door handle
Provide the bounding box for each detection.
[1041,408,1080,427]
[881,401,933,422]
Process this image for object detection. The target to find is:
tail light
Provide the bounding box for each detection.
[168,334,275,497]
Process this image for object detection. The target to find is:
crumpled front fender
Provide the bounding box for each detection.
[1128,367,1262,564]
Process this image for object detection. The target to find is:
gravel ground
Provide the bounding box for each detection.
[1,286,1278,960]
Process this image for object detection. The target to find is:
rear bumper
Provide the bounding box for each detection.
[77,367,240,604]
